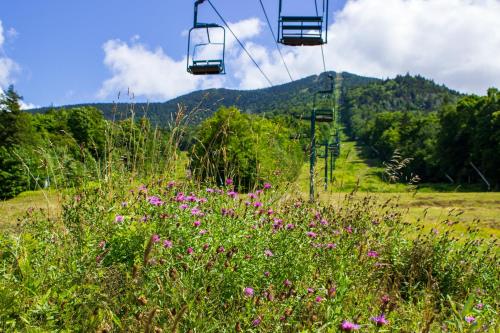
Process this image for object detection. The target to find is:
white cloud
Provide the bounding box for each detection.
[100,1,500,99]
[0,20,20,90]
[98,18,262,100]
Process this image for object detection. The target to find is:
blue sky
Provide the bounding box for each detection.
[1,0,500,108]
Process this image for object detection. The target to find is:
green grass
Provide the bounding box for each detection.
[294,140,500,238]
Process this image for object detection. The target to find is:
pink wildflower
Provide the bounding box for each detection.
[252,317,261,327]
[371,314,388,326]
[225,178,233,185]
[206,188,214,193]
[465,316,475,323]
[286,223,295,230]
[199,229,207,235]
[307,288,315,294]
[187,247,194,255]
[264,271,270,277]
[327,243,336,249]
[263,183,272,189]
[193,220,201,227]
[284,279,292,287]
[167,180,176,188]
[179,204,189,210]
[244,287,254,297]
[248,193,257,199]
[254,201,263,208]
[367,250,379,258]
[315,296,324,303]
[306,231,318,238]
[264,249,274,257]
[115,215,124,223]
[340,321,360,331]
[151,234,160,243]
[345,226,353,233]
[163,240,173,248]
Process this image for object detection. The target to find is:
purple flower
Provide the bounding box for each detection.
[264,249,274,257]
[191,208,203,216]
[315,296,324,303]
[147,196,163,206]
[255,189,264,196]
[206,188,214,193]
[227,191,238,198]
[115,215,124,223]
[345,226,353,233]
[199,229,207,235]
[368,250,379,258]
[284,279,292,287]
[306,231,318,238]
[264,271,270,277]
[465,316,476,323]
[307,288,315,294]
[371,314,388,326]
[320,219,329,226]
[244,287,254,297]
[252,317,261,327]
[176,193,186,202]
[217,246,225,253]
[179,204,189,210]
[286,223,295,230]
[98,240,106,249]
[193,220,201,227]
[167,180,176,188]
[381,295,390,304]
[187,247,194,255]
[340,321,360,331]
[263,183,272,189]
[151,234,160,243]
[121,201,128,207]
[163,240,173,248]
[267,209,274,215]
[476,303,484,310]
[327,243,336,249]
[253,201,263,208]
[248,193,257,199]
[225,178,233,185]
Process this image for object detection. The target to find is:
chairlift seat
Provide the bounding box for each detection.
[281,36,324,46]
[188,60,224,75]
[279,15,325,46]
[281,16,323,22]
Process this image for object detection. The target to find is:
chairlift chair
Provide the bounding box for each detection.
[187,1,226,75]
[278,0,329,46]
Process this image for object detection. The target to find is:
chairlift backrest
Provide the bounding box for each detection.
[278,0,329,46]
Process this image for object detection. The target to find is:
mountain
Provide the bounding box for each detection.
[30,72,378,126]
[30,72,461,128]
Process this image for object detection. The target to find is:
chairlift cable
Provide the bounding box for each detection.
[258,0,294,82]
[320,44,327,73]
[314,0,319,16]
[207,0,274,87]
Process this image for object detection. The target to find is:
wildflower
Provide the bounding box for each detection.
[432,228,439,235]
[328,287,336,298]
[248,193,257,199]
[115,215,124,223]
[371,314,388,326]
[254,201,263,208]
[255,189,264,196]
[306,231,318,238]
[264,271,270,277]
[147,196,163,206]
[368,250,379,258]
[327,243,336,249]
[252,317,261,327]
[203,243,209,250]
[121,201,128,207]
[152,234,160,243]
[307,288,315,294]
[284,279,292,287]
[179,204,189,210]
[345,226,353,233]
[138,184,147,192]
[206,188,214,193]
[309,222,317,228]
[320,219,329,226]
[244,287,254,297]
[245,201,251,206]
[187,247,194,255]
[340,321,360,331]
[98,240,106,249]
[381,295,390,304]
[176,193,187,202]
[315,296,324,303]
[199,229,207,235]
[465,316,475,323]
[186,195,197,202]
[191,208,203,216]
[198,197,208,203]
[163,240,173,248]
[167,180,176,188]
[140,215,148,222]
[225,178,233,185]
[264,249,274,257]
[267,209,274,215]
[217,246,225,253]
[227,191,238,198]
[476,303,484,310]
[193,220,201,227]
[286,223,295,230]
[294,201,302,208]
[263,183,272,189]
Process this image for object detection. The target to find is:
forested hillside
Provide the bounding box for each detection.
[30,72,378,126]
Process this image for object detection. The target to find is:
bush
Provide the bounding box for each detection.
[189,107,303,191]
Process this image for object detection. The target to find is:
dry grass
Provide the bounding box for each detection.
[0,190,62,232]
